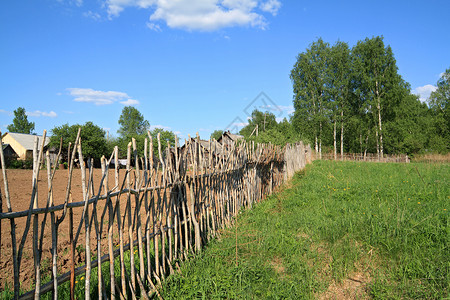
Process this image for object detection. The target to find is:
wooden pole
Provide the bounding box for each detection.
[132,138,146,288]
[106,154,116,299]
[126,142,137,299]
[32,131,47,299]
[0,131,19,299]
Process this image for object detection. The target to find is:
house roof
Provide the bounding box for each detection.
[227,132,244,141]
[198,139,223,154]
[4,132,51,150]
[218,131,244,144]
[181,138,223,155]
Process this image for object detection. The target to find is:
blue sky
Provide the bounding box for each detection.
[1,0,449,141]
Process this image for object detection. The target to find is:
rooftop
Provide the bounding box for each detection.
[3,132,51,150]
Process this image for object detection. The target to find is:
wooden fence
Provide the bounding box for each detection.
[319,152,410,163]
[0,129,311,299]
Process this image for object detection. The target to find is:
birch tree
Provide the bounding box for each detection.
[352,36,401,158]
[327,41,351,159]
[290,38,330,158]
[428,67,450,152]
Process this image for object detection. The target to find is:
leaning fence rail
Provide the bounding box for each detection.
[0,130,311,299]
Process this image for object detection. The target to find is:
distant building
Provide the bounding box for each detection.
[1,132,57,164]
[180,137,223,155]
[0,143,18,165]
[217,131,244,149]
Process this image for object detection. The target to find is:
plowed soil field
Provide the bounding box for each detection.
[0,168,128,291]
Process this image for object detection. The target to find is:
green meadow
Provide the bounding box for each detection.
[161,160,449,299]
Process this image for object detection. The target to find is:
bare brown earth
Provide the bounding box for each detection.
[0,168,130,292]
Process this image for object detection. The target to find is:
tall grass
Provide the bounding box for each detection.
[161,161,449,299]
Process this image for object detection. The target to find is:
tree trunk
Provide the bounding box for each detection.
[319,139,322,159]
[359,133,362,156]
[376,128,379,160]
[364,130,369,160]
[319,121,322,159]
[377,97,383,157]
[333,121,337,160]
[315,136,318,154]
[376,81,384,158]
[340,110,344,160]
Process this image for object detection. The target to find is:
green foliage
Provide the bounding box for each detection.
[7,159,33,169]
[239,109,278,138]
[117,106,150,139]
[210,130,223,140]
[160,161,449,299]
[290,37,449,155]
[246,117,306,146]
[7,107,35,134]
[116,126,176,159]
[290,38,330,150]
[352,36,404,154]
[49,122,108,165]
[149,127,176,157]
[383,94,431,154]
[115,106,179,158]
[239,110,304,146]
[428,68,450,153]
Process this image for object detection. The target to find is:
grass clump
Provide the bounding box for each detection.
[161,160,449,299]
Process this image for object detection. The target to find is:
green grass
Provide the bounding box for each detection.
[161,161,449,299]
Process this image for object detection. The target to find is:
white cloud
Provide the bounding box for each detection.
[259,0,281,16]
[0,109,12,116]
[120,99,140,106]
[278,105,294,114]
[67,88,138,106]
[259,104,293,114]
[105,0,280,31]
[26,110,58,118]
[413,84,437,102]
[233,122,248,127]
[150,124,171,130]
[83,10,102,21]
[146,22,161,31]
[107,0,155,17]
[57,0,83,6]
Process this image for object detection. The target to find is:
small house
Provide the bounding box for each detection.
[0,143,18,165]
[217,131,244,149]
[1,132,57,164]
[179,137,224,165]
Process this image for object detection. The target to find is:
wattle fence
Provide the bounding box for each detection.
[0,129,311,299]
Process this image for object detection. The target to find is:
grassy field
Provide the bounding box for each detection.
[161,160,449,299]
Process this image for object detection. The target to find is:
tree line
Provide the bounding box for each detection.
[290,36,449,156]
[237,36,449,156]
[5,106,175,166]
